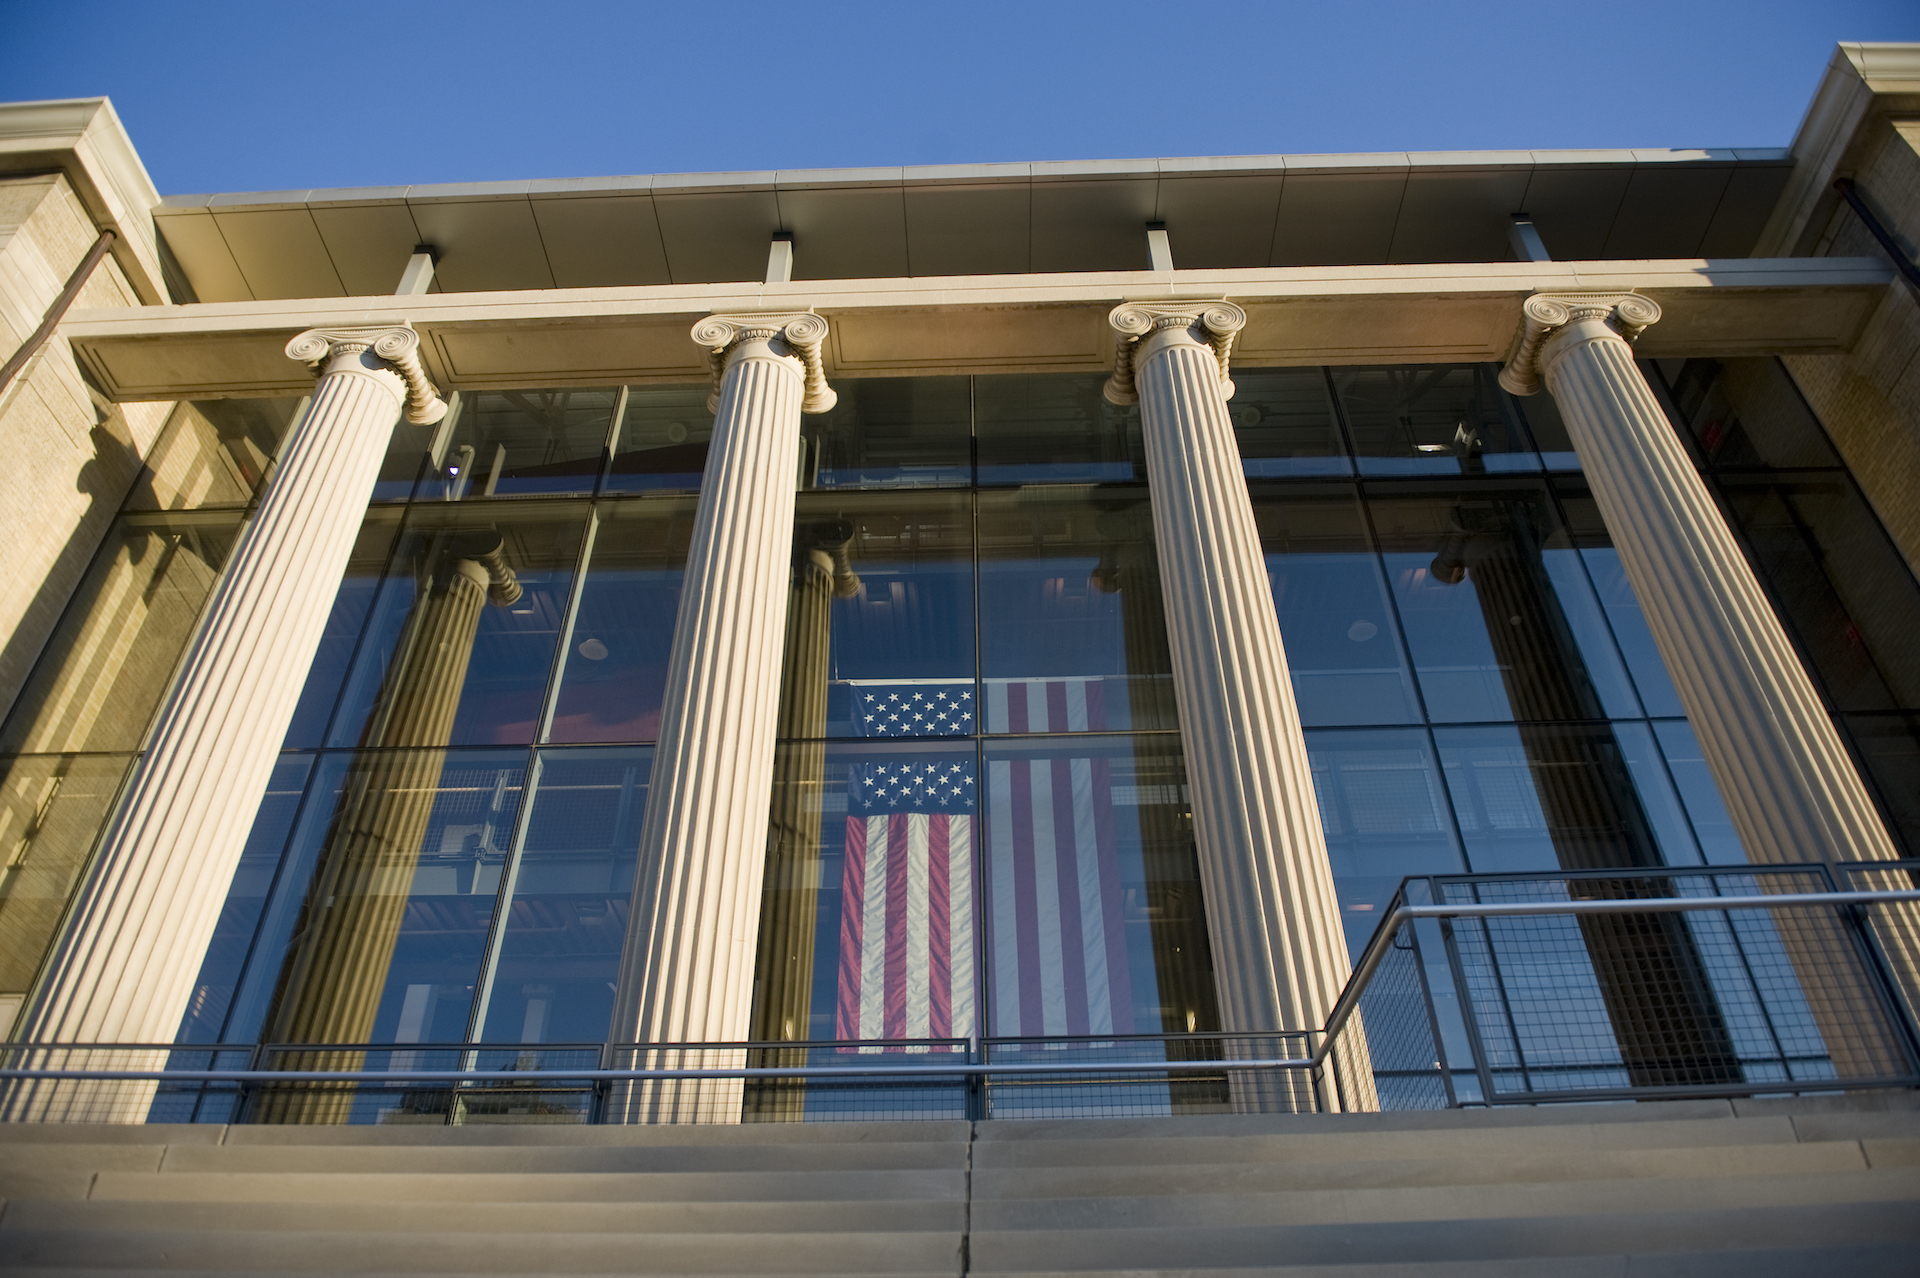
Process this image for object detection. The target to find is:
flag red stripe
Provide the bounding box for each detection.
[883,814,911,1040]
[1050,755,1091,1036]
[836,817,868,1040]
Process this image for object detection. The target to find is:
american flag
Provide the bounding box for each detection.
[835,677,1137,1044]
[836,749,977,1044]
[982,678,1135,1037]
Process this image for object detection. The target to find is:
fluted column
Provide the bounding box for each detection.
[1500,295,1901,869]
[609,313,834,1121]
[14,329,443,1054]
[1105,302,1370,1110]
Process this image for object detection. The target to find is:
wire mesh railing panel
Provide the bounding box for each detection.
[981,1033,1316,1119]
[0,1046,256,1124]
[1837,861,1920,1039]
[607,1041,971,1124]
[1329,917,1448,1111]
[1432,870,1920,1100]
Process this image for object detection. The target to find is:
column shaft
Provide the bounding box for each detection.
[1520,299,1899,866]
[609,316,831,1105]
[1121,307,1356,1059]
[16,332,436,1052]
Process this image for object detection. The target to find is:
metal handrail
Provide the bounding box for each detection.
[6,888,1915,1089]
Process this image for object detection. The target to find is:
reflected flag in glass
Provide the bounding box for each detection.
[836,743,978,1043]
[984,683,1136,1037]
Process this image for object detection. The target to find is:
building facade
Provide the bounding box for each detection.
[1,44,1918,1120]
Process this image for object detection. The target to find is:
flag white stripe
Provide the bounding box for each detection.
[986,682,1009,734]
[948,814,975,1039]
[1070,757,1112,1035]
[859,814,890,1040]
[905,815,931,1040]
[987,760,1019,1035]
[1028,761,1069,1036]
[1066,680,1088,733]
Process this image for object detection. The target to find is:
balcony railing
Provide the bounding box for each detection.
[4,862,1917,1124]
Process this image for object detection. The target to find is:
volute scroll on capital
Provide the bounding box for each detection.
[1497,293,1662,397]
[1102,301,1246,406]
[284,325,448,424]
[691,311,836,414]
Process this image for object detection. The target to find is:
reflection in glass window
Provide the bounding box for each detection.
[475,747,651,1044]
[1715,472,1920,714]
[1845,715,1920,855]
[1651,720,1745,865]
[606,385,712,494]
[415,388,618,500]
[1250,483,1419,726]
[1304,729,1463,957]
[1332,365,1539,476]
[1435,724,1665,874]
[808,377,971,490]
[982,734,1213,1036]
[750,740,980,1046]
[0,753,135,1033]
[781,492,975,740]
[1369,481,1620,724]
[1231,369,1350,478]
[326,503,587,749]
[242,748,528,1056]
[978,488,1175,733]
[125,397,305,511]
[1,511,245,754]
[975,373,1141,485]
[546,500,695,744]
[1654,358,1841,471]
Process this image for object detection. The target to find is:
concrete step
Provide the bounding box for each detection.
[971,1243,1920,1277]
[968,1117,1806,1171]
[967,1199,1920,1272]
[0,1226,966,1274]
[87,1167,965,1205]
[4,1197,966,1236]
[972,1166,1920,1230]
[971,1137,1867,1199]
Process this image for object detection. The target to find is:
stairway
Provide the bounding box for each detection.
[0,1093,1915,1276]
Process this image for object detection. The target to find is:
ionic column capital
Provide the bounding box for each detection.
[1498,292,1662,396]
[692,311,836,413]
[285,325,447,424]
[1103,300,1245,406]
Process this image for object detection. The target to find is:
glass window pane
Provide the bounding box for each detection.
[1512,390,1579,472]
[125,397,305,510]
[174,754,315,1043]
[1655,358,1841,471]
[327,503,588,749]
[981,734,1214,1036]
[546,499,696,745]
[978,488,1175,733]
[1249,482,1420,726]
[0,753,134,1031]
[418,388,617,500]
[1844,714,1920,856]
[1435,724,1667,874]
[975,373,1142,485]
[1,511,245,753]
[1231,369,1351,478]
[606,385,712,494]
[1367,481,1613,724]
[784,492,975,740]
[1304,728,1464,957]
[282,510,405,749]
[1651,720,1747,865]
[475,746,651,1043]
[752,739,981,1044]
[237,748,528,1047]
[1333,365,1540,476]
[808,376,971,490]
[1716,471,1920,713]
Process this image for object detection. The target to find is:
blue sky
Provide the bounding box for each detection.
[6,1,1918,195]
